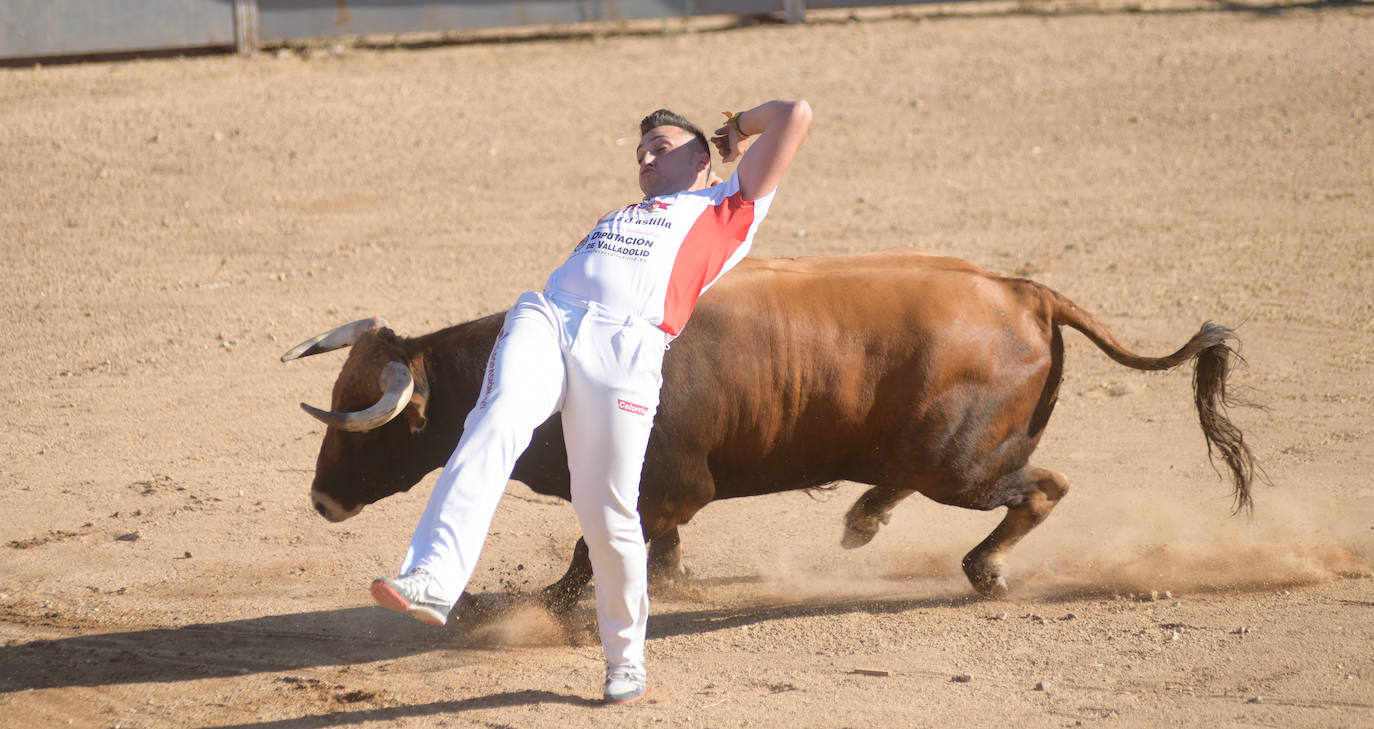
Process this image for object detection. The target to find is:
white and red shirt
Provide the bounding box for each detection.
[544,172,774,337]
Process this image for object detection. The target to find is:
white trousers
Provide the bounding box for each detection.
[401,290,666,674]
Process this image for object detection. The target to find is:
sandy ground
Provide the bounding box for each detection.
[2,2,1372,727]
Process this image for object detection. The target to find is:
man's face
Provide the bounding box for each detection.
[637,125,708,198]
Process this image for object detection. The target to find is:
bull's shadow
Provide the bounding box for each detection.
[0,590,973,695]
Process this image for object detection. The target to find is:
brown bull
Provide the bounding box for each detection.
[283,248,1257,608]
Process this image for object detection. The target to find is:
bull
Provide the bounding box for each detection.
[282,248,1258,610]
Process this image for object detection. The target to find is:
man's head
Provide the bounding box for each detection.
[636,109,712,198]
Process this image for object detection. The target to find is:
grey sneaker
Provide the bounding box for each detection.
[603,668,646,705]
[370,568,453,626]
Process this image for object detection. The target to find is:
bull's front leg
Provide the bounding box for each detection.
[539,537,594,613]
[538,527,686,613]
[647,527,686,586]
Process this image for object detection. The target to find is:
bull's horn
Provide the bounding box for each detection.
[300,361,414,432]
[280,317,388,362]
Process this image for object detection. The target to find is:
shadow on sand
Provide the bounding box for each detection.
[5,574,1356,727]
[0,588,976,695]
[0,606,444,693]
[194,691,594,729]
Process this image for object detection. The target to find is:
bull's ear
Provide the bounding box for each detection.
[404,356,430,434]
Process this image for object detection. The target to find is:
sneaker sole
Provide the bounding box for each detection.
[603,688,645,705]
[370,580,447,627]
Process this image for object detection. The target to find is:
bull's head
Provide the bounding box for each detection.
[282,318,437,522]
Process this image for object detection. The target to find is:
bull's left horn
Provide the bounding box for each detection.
[300,361,414,432]
[280,317,387,362]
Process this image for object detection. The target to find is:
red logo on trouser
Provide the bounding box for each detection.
[617,398,649,416]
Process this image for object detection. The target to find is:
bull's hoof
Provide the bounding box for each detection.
[841,507,890,550]
[841,524,877,550]
[648,564,690,590]
[650,569,705,601]
[961,555,1010,598]
[538,582,585,614]
[968,573,1009,599]
[451,591,496,625]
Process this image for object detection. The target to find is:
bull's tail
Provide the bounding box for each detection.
[1044,286,1260,514]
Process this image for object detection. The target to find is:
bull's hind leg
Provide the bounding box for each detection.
[962,466,1069,597]
[842,485,918,549]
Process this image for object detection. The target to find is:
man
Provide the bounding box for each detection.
[370,99,812,704]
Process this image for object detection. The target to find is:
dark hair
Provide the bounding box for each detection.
[639,109,709,156]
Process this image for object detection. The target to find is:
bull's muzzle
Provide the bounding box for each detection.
[310,488,363,522]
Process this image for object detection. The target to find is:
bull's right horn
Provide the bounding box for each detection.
[280,317,387,362]
[300,361,415,432]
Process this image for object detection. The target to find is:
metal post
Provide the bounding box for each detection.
[783,0,805,24]
[234,0,260,55]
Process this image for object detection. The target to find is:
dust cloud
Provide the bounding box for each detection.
[692,480,1372,608]
[1006,481,1374,599]
[458,601,594,649]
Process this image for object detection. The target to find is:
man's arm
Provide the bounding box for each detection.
[710,99,812,202]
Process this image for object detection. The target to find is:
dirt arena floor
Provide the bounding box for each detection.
[2,1,1372,726]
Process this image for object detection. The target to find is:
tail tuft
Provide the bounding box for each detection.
[1190,323,1263,514]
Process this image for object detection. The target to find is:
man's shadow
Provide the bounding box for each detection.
[0,606,447,693]
[0,588,971,696]
[0,588,988,727]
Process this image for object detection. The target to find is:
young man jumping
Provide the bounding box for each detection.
[370,99,812,704]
